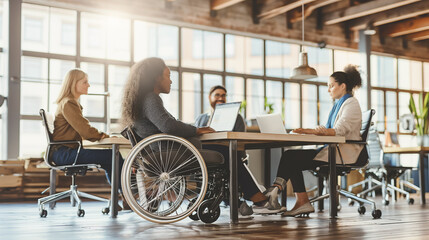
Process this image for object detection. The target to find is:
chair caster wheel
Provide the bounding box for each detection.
[198,200,220,224]
[349,200,355,206]
[372,209,382,219]
[383,200,389,206]
[40,209,47,218]
[77,209,85,217]
[358,205,366,215]
[408,198,414,205]
[102,207,110,214]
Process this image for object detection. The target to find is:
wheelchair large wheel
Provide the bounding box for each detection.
[122,134,208,223]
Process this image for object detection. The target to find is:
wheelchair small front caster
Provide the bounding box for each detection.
[188,199,199,221]
[40,209,47,218]
[383,200,389,206]
[358,205,366,215]
[102,207,110,214]
[408,198,414,205]
[348,200,355,206]
[77,209,85,217]
[372,209,382,219]
[198,200,220,224]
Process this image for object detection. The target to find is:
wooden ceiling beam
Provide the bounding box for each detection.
[405,29,429,41]
[210,0,245,11]
[257,0,317,21]
[349,1,429,31]
[381,15,429,37]
[324,0,421,25]
[289,0,342,23]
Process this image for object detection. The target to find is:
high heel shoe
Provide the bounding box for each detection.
[282,202,314,217]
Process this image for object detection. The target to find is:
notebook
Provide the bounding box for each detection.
[208,102,241,132]
[256,113,287,134]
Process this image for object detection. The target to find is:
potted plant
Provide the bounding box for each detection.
[409,93,429,146]
[264,97,274,114]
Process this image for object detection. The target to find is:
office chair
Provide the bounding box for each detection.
[348,130,417,206]
[306,109,382,219]
[38,109,110,218]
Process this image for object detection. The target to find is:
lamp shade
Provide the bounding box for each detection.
[291,52,318,80]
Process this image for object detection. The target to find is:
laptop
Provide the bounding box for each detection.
[208,102,241,132]
[256,113,287,134]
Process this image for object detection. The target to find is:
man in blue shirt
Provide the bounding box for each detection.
[195,85,275,216]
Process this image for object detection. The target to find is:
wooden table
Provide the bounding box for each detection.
[384,146,429,205]
[84,137,131,218]
[199,132,345,223]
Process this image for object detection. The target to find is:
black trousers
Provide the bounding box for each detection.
[202,144,260,200]
[276,148,325,193]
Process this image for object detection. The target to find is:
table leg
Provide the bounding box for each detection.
[329,144,338,218]
[419,151,426,205]
[229,140,238,224]
[264,148,271,187]
[49,169,57,209]
[111,144,119,218]
[317,176,324,211]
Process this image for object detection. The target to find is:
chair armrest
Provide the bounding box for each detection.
[49,140,81,145]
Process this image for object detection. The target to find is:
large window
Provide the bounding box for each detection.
[182,72,201,123]
[307,47,332,82]
[398,59,423,91]
[135,21,178,66]
[265,41,298,78]
[225,35,263,75]
[371,55,396,88]
[14,3,429,158]
[81,13,130,61]
[246,78,264,118]
[284,83,300,129]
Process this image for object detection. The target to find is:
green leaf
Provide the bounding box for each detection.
[409,94,417,116]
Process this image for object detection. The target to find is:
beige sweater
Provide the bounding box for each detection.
[52,97,108,149]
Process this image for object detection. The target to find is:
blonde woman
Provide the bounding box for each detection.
[51,69,128,209]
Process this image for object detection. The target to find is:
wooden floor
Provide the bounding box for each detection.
[2,195,429,240]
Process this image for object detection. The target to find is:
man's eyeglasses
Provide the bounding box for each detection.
[213,94,227,98]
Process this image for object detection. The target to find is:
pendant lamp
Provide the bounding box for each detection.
[291,0,318,80]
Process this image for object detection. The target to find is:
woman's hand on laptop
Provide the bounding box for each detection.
[197,127,216,135]
[292,128,313,134]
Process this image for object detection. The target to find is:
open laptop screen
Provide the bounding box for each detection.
[208,102,241,132]
[256,113,287,134]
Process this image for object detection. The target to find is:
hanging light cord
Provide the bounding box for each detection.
[301,0,304,52]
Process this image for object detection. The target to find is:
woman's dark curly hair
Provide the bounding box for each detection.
[121,57,166,127]
[330,65,362,95]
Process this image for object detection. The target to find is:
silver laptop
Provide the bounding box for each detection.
[208,102,241,132]
[256,113,287,134]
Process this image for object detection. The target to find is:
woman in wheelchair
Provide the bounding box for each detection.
[51,69,129,210]
[120,57,271,223]
[257,65,364,216]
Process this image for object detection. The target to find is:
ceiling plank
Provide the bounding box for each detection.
[405,29,429,41]
[210,0,245,11]
[381,15,429,37]
[349,1,429,30]
[257,0,317,21]
[289,0,342,23]
[324,0,421,25]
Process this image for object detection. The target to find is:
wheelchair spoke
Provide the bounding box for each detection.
[169,155,198,175]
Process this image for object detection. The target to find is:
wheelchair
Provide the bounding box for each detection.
[121,127,229,223]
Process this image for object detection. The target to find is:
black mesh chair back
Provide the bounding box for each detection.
[350,109,375,167]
